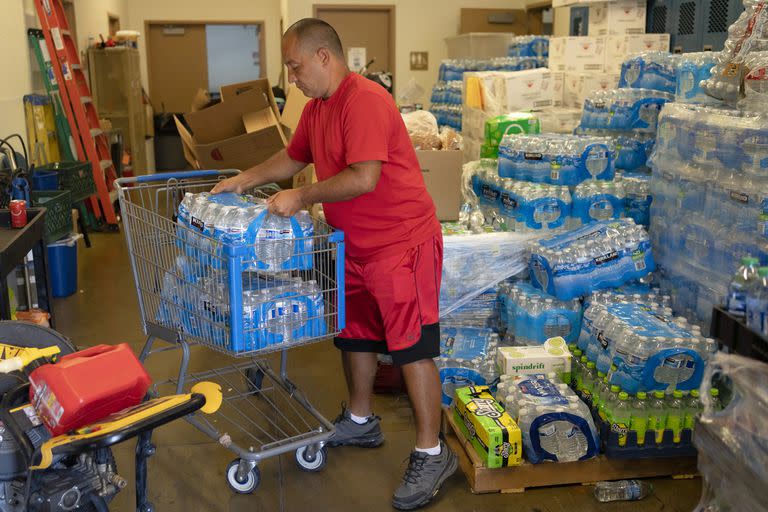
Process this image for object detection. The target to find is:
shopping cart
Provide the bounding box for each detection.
[115,170,345,495]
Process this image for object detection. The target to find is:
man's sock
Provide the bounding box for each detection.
[415,442,442,456]
[350,412,371,425]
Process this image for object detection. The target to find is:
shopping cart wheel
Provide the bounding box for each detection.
[295,445,327,472]
[226,459,260,494]
[245,366,265,393]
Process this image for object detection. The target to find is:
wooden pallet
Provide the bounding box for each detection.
[443,409,699,494]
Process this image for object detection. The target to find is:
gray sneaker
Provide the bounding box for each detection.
[327,403,384,448]
[392,441,458,510]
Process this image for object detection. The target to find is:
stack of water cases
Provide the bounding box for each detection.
[507,36,549,61]
[574,296,717,456]
[496,372,601,463]
[649,103,768,326]
[159,192,324,350]
[431,56,547,130]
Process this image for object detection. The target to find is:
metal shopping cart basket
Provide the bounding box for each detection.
[116,170,345,495]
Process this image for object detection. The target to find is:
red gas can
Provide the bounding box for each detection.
[28,344,152,436]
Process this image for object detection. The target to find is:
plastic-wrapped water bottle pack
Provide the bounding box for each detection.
[497,373,600,463]
[430,80,464,130]
[579,301,717,394]
[622,175,653,227]
[701,0,768,104]
[576,128,655,171]
[618,52,681,94]
[508,35,550,58]
[498,281,583,346]
[584,286,669,310]
[436,328,500,405]
[498,134,615,186]
[177,192,314,273]
[739,51,768,114]
[572,179,626,225]
[675,52,720,105]
[157,257,326,350]
[529,218,656,300]
[580,89,674,132]
[441,288,500,329]
[438,57,545,82]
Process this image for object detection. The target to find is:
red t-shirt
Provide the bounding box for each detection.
[286,73,440,261]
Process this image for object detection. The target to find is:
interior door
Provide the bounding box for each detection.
[315,7,394,77]
[148,24,208,113]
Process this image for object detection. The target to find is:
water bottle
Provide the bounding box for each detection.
[746,267,768,334]
[594,480,654,502]
[582,361,597,404]
[594,371,607,409]
[683,389,702,432]
[726,256,760,318]
[646,390,667,444]
[603,384,621,423]
[709,388,722,411]
[630,392,649,446]
[665,390,685,443]
[611,391,632,447]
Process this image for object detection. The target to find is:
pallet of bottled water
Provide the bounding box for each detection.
[438,57,545,82]
[572,179,626,225]
[436,327,500,406]
[530,218,655,300]
[497,134,615,186]
[580,89,674,132]
[507,35,549,58]
[575,128,655,171]
[441,287,500,329]
[578,301,717,394]
[496,373,600,463]
[498,282,583,346]
[618,52,681,94]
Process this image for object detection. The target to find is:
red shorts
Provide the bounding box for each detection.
[334,235,443,366]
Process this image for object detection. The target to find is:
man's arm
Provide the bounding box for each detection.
[266,160,381,217]
[211,149,306,194]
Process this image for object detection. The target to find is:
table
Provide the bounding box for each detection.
[0,208,55,328]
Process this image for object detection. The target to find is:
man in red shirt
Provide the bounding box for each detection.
[212,18,456,510]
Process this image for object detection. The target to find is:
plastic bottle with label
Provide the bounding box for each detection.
[726,256,760,318]
[665,390,686,443]
[630,392,649,446]
[611,391,632,447]
[647,390,668,444]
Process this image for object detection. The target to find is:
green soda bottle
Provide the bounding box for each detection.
[647,390,668,444]
[666,390,685,443]
[595,371,607,408]
[630,392,649,446]
[572,349,584,391]
[601,384,621,423]
[576,355,589,393]
[710,388,722,411]
[611,391,632,447]
[683,389,702,431]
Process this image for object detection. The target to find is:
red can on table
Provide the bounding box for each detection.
[9,200,27,228]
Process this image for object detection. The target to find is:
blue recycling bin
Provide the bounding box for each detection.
[47,234,81,297]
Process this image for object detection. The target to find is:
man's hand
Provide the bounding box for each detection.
[211,175,247,194]
[267,188,306,217]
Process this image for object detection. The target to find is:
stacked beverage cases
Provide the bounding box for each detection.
[158,192,326,351]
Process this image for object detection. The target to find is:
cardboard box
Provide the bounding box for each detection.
[503,68,554,110]
[484,112,541,147]
[281,84,311,137]
[174,78,287,171]
[589,0,647,36]
[416,150,463,221]
[551,71,565,107]
[552,0,605,7]
[604,33,671,73]
[292,164,317,189]
[548,37,567,72]
[537,107,583,134]
[496,341,573,383]
[563,37,607,73]
[563,72,620,108]
[452,386,523,468]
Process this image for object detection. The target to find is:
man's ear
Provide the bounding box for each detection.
[317,47,331,66]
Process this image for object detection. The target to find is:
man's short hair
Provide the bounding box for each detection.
[284,18,344,58]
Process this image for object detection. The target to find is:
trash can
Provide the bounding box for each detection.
[47,233,83,297]
[153,113,189,171]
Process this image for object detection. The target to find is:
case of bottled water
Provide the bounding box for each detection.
[508,36,549,58]
[618,52,681,94]
[572,179,626,225]
[437,57,545,82]
[739,51,768,114]
[675,52,720,105]
[430,80,464,130]
[441,231,535,316]
[436,328,500,405]
[580,89,674,132]
[622,175,652,227]
[499,282,583,345]
[497,373,600,463]
[580,301,716,393]
[177,192,315,273]
[498,134,615,186]
[576,128,655,171]
[529,219,655,300]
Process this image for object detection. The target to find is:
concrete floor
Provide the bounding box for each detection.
[51,232,703,512]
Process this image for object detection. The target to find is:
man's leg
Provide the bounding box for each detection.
[400,358,441,449]
[341,350,378,417]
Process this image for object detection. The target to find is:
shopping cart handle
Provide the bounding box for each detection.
[117,170,240,186]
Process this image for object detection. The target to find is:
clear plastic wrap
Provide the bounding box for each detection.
[739,50,768,113]
[693,352,768,512]
[440,231,537,317]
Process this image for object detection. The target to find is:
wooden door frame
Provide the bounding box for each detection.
[145,20,267,101]
[312,4,396,77]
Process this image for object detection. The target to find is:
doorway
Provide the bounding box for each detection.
[313,5,395,79]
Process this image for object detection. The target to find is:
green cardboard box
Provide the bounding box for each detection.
[483,112,541,148]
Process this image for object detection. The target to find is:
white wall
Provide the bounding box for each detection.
[72,0,128,56]
[284,0,528,103]
[0,0,37,143]
[126,0,284,95]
